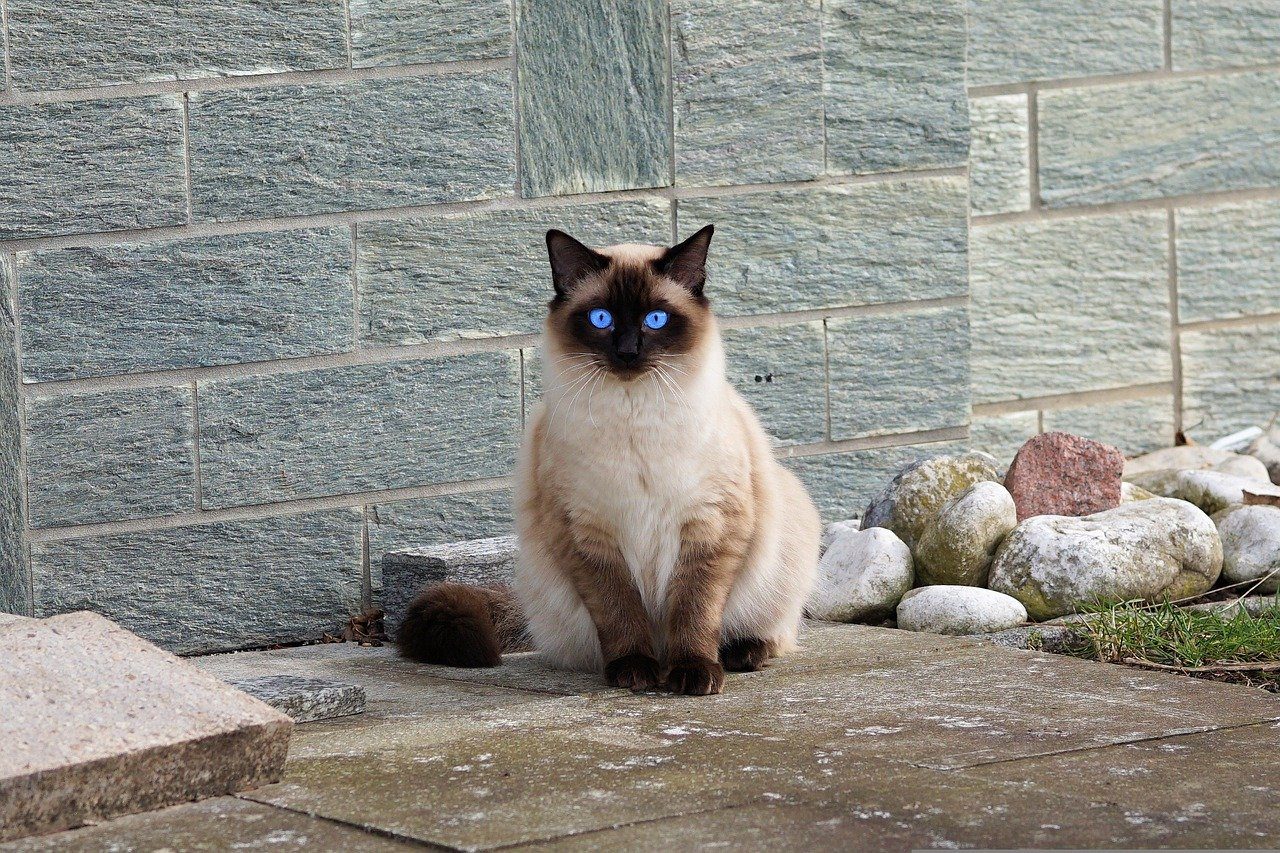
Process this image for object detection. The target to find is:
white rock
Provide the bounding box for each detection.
[1121,481,1157,502]
[895,586,1027,635]
[820,519,862,555]
[1124,445,1270,481]
[914,481,1017,586]
[988,498,1223,621]
[1129,469,1280,515]
[1213,504,1280,593]
[806,527,914,622]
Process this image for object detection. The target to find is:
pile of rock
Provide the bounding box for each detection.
[808,426,1280,636]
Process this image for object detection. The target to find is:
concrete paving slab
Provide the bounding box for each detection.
[225,675,366,723]
[0,612,291,843]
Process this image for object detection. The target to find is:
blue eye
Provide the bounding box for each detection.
[588,308,613,329]
[644,310,669,330]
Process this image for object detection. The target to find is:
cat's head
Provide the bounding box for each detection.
[542,225,715,380]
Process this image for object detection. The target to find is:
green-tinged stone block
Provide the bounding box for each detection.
[967,0,1163,86]
[671,0,823,187]
[969,95,1030,216]
[358,200,670,346]
[1038,71,1280,208]
[516,0,671,196]
[31,510,363,654]
[1181,321,1280,438]
[0,95,186,240]
[1177,200,1280,324]
[18,230,354,381]
[785,441,965,521]
[25,386,195,529]
[349,0,511,67]
[970,213,1172,404]
[198,353,521,508]
[188,74,513,221]
[5,0,346,91]
[1042,396,1175,456]
[823,0,967,175]
[0,264,27,616]
[827,306,970,440]
[1173,0,1280,70]
[521,347,542,421]
[970,411,1039,468]
[723,322,826,446]
[680,178,968,317]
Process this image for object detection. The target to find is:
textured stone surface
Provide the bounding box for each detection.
[0,95,185,240]
[357,201,670,347]
[188,74,513,221]
[966,0,1163,86]
[368,490,514,591]
[1129,468,1280,516]
[973,624,1082,654]
[381,535,518,630]
[1177,199,1280,323]
[5,0,346,90]
[18,230,354,381]
[1181,319,1280,437]
[969,411,1040,468]
[0,267,27,616]
[823,0,968,174]
[671,0,822,187]
[682,178,968,316]
[226,676,366,723]
[1041,396,1176,456]
[1124,445,1272,480]
[806,527,913,622]
[827,306,970,440]
[30,510,363,654]
[897,586,1027,635]
[915,481,1017,586]
[1213,504,1280,593]
[198,352,520,508]
[1172,0,1280,70]
[24,386,195,528]
[1038,71,1280,208]
[1003,432,1125,522]
[969,95,1030,215]
[785,441,965,522]
[0,612,290,842]
[349,0,511,67]
[970,213,1171,404]
[989,498,1223,620]
[722,322,826,446]
[516,0,670,197]
[861,452,1001,550]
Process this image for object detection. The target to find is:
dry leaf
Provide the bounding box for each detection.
[1243,490,1280,508]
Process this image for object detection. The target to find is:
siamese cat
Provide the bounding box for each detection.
[398,225,820,695]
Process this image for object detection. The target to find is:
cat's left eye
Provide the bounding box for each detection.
[588,308,613,329]
[644,310,669,330]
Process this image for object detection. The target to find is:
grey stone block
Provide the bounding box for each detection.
[671,0,823,187]
[0,96,186,240]
[970,213,1172,405]
[969,411,1039,469]
[5,0,346,91]
[823,0,967,175]
[966,0,1163,86]
[0,265,27,616]
[1042,396,1175,456]
[198,352,521,508]
[1177,199,1280,324]
[368,490,514,593]
[381,535,518,631]
[188,74,514,221]
[971,625,1081,654]
[516,0,671,196]
[679,177,968,317]
[226,675,366,723]
[357,200,670,347]
[30,509,363,654]
[1173,0,1280,70]
[827,306,971,440]
[1038,71,1280,208]
[785,441,965,522]
[722,322,827,446]
[17,230,355,381]
[350,0,511,67]
[1181,320,1280,438]
[969,95,1030,216]
[24,386,195,529]
[0,612,291,842]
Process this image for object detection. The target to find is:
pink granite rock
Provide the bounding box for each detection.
[1003,432,1125,522]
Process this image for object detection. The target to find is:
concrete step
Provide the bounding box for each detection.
[381,534,518,632]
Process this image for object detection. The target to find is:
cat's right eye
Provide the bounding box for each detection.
[588,308,613,329]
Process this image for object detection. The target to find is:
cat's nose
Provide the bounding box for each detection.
[617,349,640,365]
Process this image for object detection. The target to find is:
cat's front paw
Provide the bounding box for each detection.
[605,653,662,691]
[665,657,724,696]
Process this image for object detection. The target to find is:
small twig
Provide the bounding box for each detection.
[1122,657,1280,673]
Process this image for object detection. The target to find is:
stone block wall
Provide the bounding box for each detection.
[0,0,1274,653]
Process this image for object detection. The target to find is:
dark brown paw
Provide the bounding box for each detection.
[605,653,662,691]
[719,637,773,672]
[665,657,724,695]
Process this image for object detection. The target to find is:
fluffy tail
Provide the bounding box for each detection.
[396,582,530,667]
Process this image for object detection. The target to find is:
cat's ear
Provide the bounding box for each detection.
[656,224,714,297]
[546,229,609,297]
